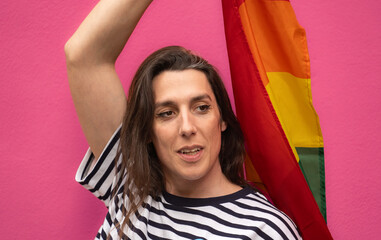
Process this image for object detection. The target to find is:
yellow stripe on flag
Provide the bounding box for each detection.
[266,72,324,149]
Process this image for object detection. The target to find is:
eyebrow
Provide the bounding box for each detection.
[154,94,212,109]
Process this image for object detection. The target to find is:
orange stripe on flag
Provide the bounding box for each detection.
[239,0,311,80]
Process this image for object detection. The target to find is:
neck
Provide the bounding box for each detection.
[165,165,242,198]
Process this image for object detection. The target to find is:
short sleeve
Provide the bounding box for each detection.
[75,125,122,207]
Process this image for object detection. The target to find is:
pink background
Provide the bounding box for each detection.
[1,0,380,239]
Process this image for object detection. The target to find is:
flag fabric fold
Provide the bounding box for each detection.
[221,0,332,239]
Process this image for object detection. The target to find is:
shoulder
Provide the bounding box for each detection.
[75,125,123,207]
[226,187,302,239]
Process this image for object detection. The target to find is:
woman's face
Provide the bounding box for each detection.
[151,69,226,195]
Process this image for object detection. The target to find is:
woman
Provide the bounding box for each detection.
[65,0,302,239]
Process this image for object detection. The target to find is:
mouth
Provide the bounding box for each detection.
[177,146,204,161]
[179,148,202,155]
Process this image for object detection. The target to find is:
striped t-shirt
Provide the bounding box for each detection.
[76,127,302,240]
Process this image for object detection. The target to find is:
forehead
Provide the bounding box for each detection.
[152,69,216,103]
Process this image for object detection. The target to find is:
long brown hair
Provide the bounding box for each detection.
[113,46,246,237]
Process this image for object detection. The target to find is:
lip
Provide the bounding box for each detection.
[176,145,204,163]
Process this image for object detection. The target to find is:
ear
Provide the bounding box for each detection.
[221,120,227,132]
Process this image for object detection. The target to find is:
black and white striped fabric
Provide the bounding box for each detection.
[76,127,302,240]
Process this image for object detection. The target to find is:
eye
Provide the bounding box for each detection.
[196,104,211,113]
[157,110,175,118]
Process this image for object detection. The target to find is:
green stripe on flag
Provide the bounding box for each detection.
[296,147,326,221]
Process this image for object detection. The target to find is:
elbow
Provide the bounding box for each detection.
[64,38,81,67]
[64,36,114,69]
[64,39,72,60]
[64,36,93,67]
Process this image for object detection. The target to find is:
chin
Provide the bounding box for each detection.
[179,169,208,182]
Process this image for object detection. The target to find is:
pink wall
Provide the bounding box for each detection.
[291,1,381,239]
[0,0,380,239]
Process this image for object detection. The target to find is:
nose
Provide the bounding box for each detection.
[179,110,197,137]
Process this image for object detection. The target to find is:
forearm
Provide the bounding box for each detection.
[65,0,153,66]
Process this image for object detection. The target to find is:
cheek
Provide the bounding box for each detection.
[212,130,222,148]
[206,120,223,149]
[152,125,173,156]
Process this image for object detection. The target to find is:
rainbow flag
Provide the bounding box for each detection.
[221,0,332,239]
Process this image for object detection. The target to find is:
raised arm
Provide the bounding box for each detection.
[65,0,152,159]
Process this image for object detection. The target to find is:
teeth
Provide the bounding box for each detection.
[180,148,200,154]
